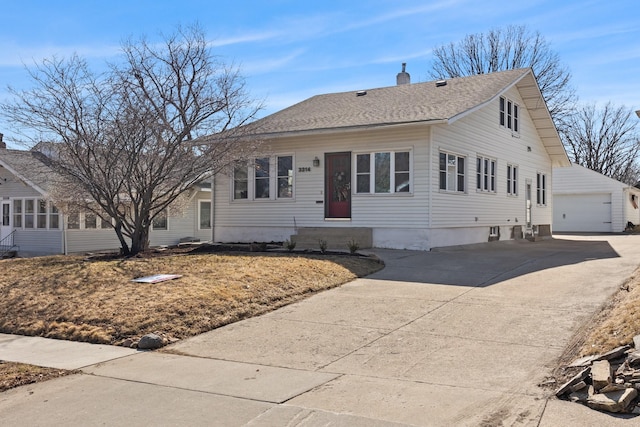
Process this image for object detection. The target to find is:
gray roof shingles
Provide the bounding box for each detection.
[0,149,57,194]
[247,68,531,135]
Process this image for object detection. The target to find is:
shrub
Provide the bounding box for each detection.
[347,238,359,254]
[318,239,328,254]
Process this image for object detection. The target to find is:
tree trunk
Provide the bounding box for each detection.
[113,221,131,256]
[129,226,150,255]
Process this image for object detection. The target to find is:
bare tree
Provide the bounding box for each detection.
[429,25,576,130]
[562,102,640,184]
[1,25,262,255]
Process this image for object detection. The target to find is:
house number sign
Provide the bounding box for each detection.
[298,167,311,172]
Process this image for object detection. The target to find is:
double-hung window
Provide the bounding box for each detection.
[476,156,496,193]
[536,173,547,206]
[439,152,465,192]
[355,150,411,194]
[233,155,294,200]
[499,96,519,133]
[507,164,518,196]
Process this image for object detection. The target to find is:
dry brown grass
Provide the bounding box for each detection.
[576,268,640,356]
[0,362,74,392]
[0,248,382,346]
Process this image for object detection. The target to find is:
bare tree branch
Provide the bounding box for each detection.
[1,24,264,255]
[562,102,640,184]
[429,24,576,131]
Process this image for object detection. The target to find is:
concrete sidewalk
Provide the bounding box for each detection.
[2,235,640,426]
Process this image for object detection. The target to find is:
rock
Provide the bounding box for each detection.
[568,355,597,368]
[587,388,637,413]
[595,345,632,362]
[137,333,164,350]
[121,339,133,348]
[634,335,640,351]
[591,360,612,391]
[555,367,591,398]
[599,383,627,393]
[627,351,640,367]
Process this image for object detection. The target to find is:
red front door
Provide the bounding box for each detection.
[325,152,351,219]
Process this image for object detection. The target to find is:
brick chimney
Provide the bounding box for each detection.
[0,133,5,149]
[396,63,410,85]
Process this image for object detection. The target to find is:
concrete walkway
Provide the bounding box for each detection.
[2,235,640,426]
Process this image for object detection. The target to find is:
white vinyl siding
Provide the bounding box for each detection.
[431,85,553,230]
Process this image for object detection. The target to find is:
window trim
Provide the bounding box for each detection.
[499,96,520,134]
[11,198,61,230]
[507,164,518,196]
[476,155,496,193]
[151,209,169,231]
[536,172,547,206]
[198,199,212,230]
[439,150,466,193]
[354,149,413,195]
[232,154,295,201]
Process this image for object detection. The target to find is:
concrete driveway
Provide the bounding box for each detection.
[2,235,640,426]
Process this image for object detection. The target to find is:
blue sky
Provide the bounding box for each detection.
[1,0,639,148]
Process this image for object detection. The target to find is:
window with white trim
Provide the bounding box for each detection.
[507,164,518,196]
[536,172,547,206]
[151,210,168,230]
[13,198,60,230]
[476,156,496,193]
[199,200,211,229]
[277,155,294,198]
[355,150,411,194]
[232,155,294,201]
[13,200,22,228]
[499,96,519,133]
[439,152,465,192]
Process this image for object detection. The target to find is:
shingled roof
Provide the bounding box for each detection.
[0,149,58,194]
[243,67,569,166]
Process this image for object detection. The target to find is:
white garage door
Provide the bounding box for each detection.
[553,193,612,232]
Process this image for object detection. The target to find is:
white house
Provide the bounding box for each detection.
[0,142,212,257]
[209,66,570,250]
[553,163,640,233]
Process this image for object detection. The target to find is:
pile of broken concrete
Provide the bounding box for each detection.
[556,339,640,414]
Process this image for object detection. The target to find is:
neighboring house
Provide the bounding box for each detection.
[0,141,212,256]
[553,164,640,233]
[210,66,570,250]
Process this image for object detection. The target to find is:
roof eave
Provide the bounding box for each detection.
[245,119,449,140]
[0,157,48,196]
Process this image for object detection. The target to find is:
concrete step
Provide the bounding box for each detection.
[291,227,372,250]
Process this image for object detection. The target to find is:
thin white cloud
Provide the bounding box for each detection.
[208,30,282,47]
[242,49,306,75]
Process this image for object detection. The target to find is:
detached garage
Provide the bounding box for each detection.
[553,164,640,233]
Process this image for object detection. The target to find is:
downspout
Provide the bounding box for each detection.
[427,126,433,230]
[62,212,68,255]
[210,175,215,243]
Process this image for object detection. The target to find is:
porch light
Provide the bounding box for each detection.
[313,157,320,167]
